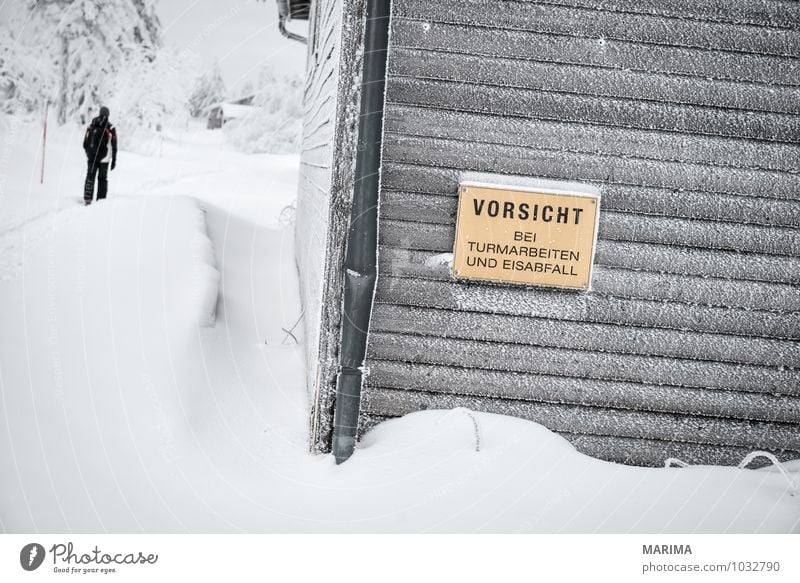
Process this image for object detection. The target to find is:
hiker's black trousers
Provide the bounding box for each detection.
[84,161,109,203]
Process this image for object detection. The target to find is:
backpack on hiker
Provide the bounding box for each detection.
[84,120,112,163]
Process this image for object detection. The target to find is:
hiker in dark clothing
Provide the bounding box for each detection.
[83,106,118,205]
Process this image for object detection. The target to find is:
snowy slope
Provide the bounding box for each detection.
[0,118,797,533]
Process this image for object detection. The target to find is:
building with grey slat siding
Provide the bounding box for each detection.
[292,0,365,448]
[289,0,800,466]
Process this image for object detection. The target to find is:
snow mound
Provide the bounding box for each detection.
[350,411,800,533]
[0,195,223,532]
[185,204,220,327]
[80,196,219,329]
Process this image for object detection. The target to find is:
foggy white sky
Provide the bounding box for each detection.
[0,0,309,93]
[158,0,308,91]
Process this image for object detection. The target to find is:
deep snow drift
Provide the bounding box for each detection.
[0,118,798,533]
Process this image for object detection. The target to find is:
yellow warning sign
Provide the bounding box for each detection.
[452,183,600,290]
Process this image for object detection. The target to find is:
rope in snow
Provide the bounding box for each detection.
[280,308,305,345]
[438,407,482,452]
[665,451,797,495]
[738,451,798,495]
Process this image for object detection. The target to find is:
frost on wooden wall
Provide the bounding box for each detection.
[358,0,800,466]
[295,0,367,452]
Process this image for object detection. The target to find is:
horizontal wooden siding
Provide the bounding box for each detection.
[297,0,369,451]
[362,0,800,465]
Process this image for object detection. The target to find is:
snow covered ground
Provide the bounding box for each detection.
[1,116,798,533]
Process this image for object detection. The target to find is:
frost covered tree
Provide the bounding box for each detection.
[16,0,162,124]
[108,46,197,151]
[188,63,227,118]
[253,69,303,118]
[224,68,304,154]
[0,29,56,114]
[239,81,255,99]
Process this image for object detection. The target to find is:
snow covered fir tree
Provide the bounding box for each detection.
[188,62,227,119]
[15,0,162,123]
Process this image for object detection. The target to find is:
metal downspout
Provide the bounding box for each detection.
[277,0,308,44]
[279,16,308,44]
[332,0,391,464]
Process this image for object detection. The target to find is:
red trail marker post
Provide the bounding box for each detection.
[40,102,48,185]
